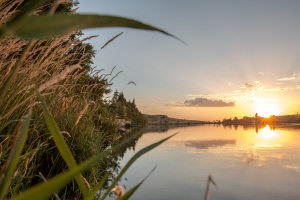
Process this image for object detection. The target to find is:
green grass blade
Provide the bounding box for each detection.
[36,91,89,196]
[86,130,146,199]
[7,0,48,25]
[11,129,146,200]
[100,133,177,200]
[11,14,183,43]
[0,0,47,38]
[0,108,32,199]
[119,166,156,200]
[11,152,106,200]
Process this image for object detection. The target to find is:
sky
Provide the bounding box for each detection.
[78,0,300,120]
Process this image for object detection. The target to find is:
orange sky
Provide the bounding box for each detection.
[140,80,300,120]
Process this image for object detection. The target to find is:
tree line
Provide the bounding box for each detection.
[110,90,146,125]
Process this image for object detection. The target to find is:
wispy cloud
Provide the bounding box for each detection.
[240,81,263,91]
[263,87,289,92]
[278,77,296,81]
[283,165,300,173]
[277,72,297,81]
[236,81,289,94]
[184,98,235,107]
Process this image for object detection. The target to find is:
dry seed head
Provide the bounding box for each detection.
[111,185,125,200]
[37,64,82,92]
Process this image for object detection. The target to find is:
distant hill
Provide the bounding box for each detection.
[143,114,207,126]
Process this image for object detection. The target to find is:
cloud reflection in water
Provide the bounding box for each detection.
[184,139,236,149]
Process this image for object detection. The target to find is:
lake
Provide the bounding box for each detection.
[114,124,300,200]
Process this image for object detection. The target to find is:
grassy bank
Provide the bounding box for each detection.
[1,2,116,197]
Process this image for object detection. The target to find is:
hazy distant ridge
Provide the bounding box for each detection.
[143,114,206,126]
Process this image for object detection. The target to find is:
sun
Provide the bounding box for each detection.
[255,103,281,117]
[253,98,281,117]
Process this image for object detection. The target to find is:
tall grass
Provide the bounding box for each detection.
[0,0,177,199]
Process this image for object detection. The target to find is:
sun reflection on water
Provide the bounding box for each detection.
[258,125,279,139]
[255,125,282,148]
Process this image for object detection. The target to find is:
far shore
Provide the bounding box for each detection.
[143,113,300,127]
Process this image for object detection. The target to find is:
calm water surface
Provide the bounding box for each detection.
[115,125,300,200]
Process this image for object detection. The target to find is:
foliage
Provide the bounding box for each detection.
[110,91,146,125]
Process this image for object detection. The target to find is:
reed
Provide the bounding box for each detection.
[204,174,218,200]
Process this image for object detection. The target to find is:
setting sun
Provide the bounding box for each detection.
[253,98,282,117]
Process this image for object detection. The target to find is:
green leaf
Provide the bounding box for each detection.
[0,109,32,199]
[8,0,48,26]
[11,152,106,200]
[35,91,89,197]
[100,133,177,200]
[0,0,48,38]
[119,166,156,200]
[10,14,183,43]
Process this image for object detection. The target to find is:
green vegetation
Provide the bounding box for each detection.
[110,91,146,125]
[0,0,176,199]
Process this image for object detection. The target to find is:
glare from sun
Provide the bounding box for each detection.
[253,98,281,117]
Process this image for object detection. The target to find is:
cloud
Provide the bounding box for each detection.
[283,165,300,173]
[185,140,236,149]
[184,98,235,107]
[241,83,255,89]
[263,87,288,92]
[277,73,297,81]
[278,77,296,81]
[239,81,289,94]
[240,81,263,91]
[182,80,289,108]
